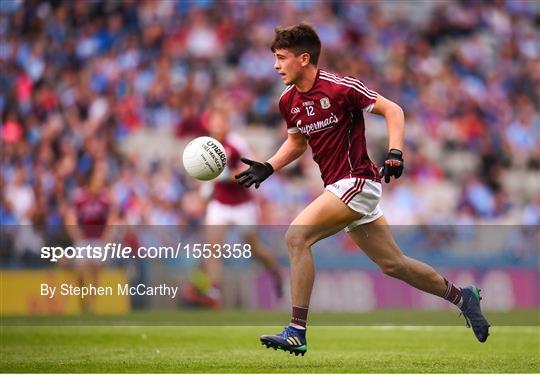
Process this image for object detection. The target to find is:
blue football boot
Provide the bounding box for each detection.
[460,286,490,342]
[260,325,307,356]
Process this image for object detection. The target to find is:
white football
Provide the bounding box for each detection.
[182,136,227,181]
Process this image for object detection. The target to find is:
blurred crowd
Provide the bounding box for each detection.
[1,0,539,245]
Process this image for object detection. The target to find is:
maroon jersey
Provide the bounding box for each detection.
[213,136,252,205]
[279,69,381,186]
[74,189,110,238]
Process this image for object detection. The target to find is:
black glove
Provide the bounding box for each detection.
[235,158,274,189]
[381,148,404,183]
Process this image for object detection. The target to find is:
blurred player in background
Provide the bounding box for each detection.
[235,23,490,355]
[181,107,283,309]
[65,164,111,312]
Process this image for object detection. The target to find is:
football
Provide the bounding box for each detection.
[182,136,227,181]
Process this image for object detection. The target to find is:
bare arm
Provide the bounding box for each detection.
[219,134,306,183]
[235,132,307,188]
[370,94,405,151]
[266,132,308,171]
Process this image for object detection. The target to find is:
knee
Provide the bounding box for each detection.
[379,257,407,278]
[285,228,309,255]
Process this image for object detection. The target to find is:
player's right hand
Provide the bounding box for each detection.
[235,158,274,189]
[381,149,404,183]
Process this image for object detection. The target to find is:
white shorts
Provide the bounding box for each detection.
[325,177,383,232]
[206,200,259,226]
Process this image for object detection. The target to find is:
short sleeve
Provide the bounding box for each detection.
[345,77,378,112]
[278,88,299,134]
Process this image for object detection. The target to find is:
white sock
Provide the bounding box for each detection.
[289,323,306,330]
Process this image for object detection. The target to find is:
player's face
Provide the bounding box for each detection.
[273,49,305,85]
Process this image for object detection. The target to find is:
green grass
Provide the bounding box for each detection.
[2,308,539,326]
[1,311,539,373]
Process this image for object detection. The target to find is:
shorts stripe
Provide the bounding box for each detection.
[325,177,383,231]
[344,179,365,204]
[339,178,359,202]
[341,178,362,203]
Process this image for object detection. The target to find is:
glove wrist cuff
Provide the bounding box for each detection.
[388,148,403,158]
[263,162,274,174]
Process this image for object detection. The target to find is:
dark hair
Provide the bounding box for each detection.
[271,23,321,66]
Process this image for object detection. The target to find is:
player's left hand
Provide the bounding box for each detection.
[235,158,274,189]
[381,149,404,183]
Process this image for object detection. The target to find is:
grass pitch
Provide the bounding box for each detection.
[1,310,539,373]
